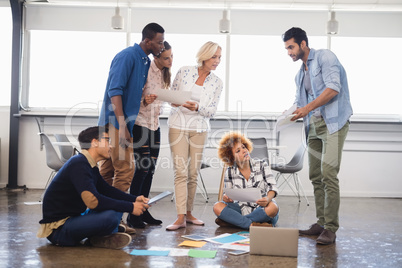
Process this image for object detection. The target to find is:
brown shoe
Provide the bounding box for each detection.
[120,221,136,234]
[316,229,336,245]
[89,233,132,249]
[215,218,237,228]
[251,222,273,227]
[299,223,324,236]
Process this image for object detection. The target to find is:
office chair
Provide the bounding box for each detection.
[54,134,77,163]
[249,137,269,164]
[39,133,65,201]
[270,143,310,205]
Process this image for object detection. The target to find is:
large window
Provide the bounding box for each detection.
[331,36,402,115]
[229,35,327,113]
[28,31,227,112]
[28,30,127,109]
[25,21,402,118]
[0,7,12,106]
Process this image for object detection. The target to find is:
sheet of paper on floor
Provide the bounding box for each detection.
[178,240,207,248]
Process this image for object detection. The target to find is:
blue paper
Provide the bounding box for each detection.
[212,234,247,244]
[130,249,170,256]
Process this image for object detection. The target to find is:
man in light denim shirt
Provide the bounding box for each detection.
[283,27,352,245]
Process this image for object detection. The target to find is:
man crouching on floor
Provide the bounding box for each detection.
[37,126,149,249]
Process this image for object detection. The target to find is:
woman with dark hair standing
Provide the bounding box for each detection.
[127,41,173,228]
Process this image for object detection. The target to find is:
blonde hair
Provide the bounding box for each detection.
[218,132,253,166]
[196,41,221,67]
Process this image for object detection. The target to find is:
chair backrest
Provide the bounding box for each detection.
[54,134,75,163]
[249,137,269,164]
[273,143,306,173]
[287,143,307,169]
[39,133,65,171]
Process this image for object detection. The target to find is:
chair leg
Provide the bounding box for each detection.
[294,173,310,206]
[197,172,209,203]
[40,171,56,202]
[276,172,309,206]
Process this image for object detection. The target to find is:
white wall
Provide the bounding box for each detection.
[1,111,401,198]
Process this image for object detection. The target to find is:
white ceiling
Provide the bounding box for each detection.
[28,0,402,11]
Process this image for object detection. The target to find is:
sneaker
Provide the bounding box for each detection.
[127,214,146,229]
[251,222,273,227]
[299,223,324,236]
[142,210,162,225]
[215,218,237,228]
[118,224,126,233]
[120,221,136,234]
[316,229,336,245]
[89,233,132,250]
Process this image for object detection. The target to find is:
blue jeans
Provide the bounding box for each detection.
[47,210,123,246]
[217,202,279,229]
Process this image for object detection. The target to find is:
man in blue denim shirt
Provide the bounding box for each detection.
[283,27,352,245]
[98,23,165,193]
[98,22,164,232]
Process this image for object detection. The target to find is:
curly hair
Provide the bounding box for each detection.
[217,132,253,166]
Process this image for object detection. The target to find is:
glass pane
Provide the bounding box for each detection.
[0,7,12,106]
[331,36,402,115]
[29,30,127,109]
[229,35,327,113]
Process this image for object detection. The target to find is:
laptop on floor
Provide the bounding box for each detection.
[249,226,299,257]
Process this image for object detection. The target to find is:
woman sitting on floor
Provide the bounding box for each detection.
[213,132,279,229]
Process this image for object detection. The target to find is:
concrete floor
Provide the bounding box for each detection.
[1,189,402,268]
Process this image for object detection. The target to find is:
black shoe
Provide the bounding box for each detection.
[142,210,162,225]
[299,223,324,236]
[127,214,146,229]
[316,229,336,245]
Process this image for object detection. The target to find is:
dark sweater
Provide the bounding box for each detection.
[39,153,137,224]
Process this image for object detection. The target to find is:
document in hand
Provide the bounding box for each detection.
[148,191,173,205]
[275,104,297,132]
[224,188,262,203]
[155,88,191,105]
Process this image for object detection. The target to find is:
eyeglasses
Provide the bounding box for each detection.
[100,137,111,144]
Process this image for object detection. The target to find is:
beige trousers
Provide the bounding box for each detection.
[99,124,135,192]
[169,128,207,215]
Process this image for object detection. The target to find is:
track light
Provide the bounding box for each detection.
[111,3,124,30]
[326,11,339,35]
[219,10,231,34]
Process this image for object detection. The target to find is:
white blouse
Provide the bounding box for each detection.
[168,66,223,132]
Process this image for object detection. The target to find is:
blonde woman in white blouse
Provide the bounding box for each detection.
[166,41,223,231]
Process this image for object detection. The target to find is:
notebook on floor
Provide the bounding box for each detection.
[249,226,299,257]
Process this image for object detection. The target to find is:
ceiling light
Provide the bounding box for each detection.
[111,2,124,30]
[326,11,339,35]
[219,10,231,34]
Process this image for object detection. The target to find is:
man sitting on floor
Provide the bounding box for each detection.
[37,126,149,249]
